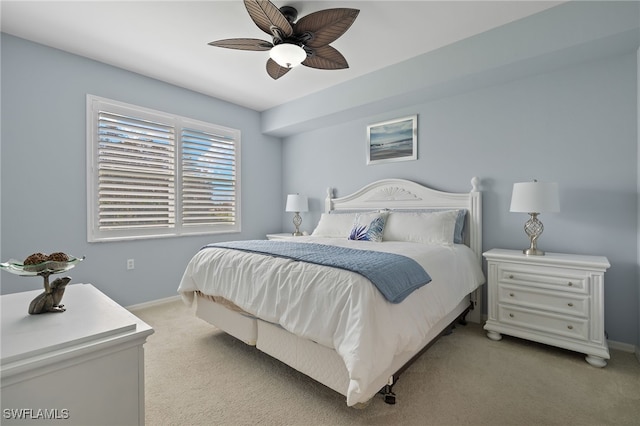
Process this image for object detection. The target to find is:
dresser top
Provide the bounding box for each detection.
[483,248,610,270]
[1,283,153,365]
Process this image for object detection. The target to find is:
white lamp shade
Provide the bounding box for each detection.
[510,181,560,213]
[270,43,306,68]
[285,194,308,212]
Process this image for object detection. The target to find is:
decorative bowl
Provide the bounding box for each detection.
[0,256,85,276]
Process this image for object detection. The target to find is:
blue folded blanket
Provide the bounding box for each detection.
[203,240,432,303]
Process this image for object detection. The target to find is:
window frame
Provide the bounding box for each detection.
[86,95,241,242]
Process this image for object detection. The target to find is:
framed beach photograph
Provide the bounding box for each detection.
[366,115,417,165]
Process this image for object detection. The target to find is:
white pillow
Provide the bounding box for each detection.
[383,210,458,245]
[311,213,357,237]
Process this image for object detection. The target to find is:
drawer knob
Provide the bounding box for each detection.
[509,274,514,279]
[568,282,573,287]
[509,313,514,318]
[568,303,574,307]
[567,325,574,330]
[509,293,515,297]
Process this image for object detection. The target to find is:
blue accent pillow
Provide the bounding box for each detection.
[349,213,387,242]
[451,209,467,244]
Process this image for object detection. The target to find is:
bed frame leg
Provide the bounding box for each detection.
[458,303,472,326]
[377,304,473,406]
[380,377,397,404]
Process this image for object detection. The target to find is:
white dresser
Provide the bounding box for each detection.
[1,284,154,425]
[483,249,610,367]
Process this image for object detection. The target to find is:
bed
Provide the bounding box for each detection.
[178,178,485,407]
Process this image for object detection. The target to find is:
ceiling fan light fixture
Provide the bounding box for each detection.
[269,43,306,68]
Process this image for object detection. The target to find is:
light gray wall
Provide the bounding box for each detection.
[0,34,283,306]
[281,44,638,345]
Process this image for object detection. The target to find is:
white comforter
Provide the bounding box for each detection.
[178,237,485,406]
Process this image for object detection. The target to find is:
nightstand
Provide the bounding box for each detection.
[266,233,299,240]
[483,248,610,367]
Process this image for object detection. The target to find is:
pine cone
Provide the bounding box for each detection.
[24,253,48,265]
[23,252,48,272]
[47,252,69,262]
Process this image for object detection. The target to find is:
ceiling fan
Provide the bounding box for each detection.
[209,0,360,80]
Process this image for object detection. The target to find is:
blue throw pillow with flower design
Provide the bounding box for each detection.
[349,213,387,242]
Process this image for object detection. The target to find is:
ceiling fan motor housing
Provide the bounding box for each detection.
[279,6,298,23]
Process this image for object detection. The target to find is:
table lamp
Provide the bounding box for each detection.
[510,180,560,256]
[285,194,308,236]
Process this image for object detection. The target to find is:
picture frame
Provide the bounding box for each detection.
[366,115,417,165]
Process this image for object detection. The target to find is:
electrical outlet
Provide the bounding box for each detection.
[127,259,135,270]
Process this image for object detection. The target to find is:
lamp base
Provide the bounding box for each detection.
[291,212,303,237]
[523,212,546,256]
[523,247,545,256]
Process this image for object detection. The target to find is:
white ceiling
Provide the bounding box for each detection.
[1,1,563,111]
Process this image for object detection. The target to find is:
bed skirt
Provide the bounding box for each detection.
[194,292,471,405]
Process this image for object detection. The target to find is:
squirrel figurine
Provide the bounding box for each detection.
[28,276,71,314]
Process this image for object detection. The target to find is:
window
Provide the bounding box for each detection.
[87,95,240,242]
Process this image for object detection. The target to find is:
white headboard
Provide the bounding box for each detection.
[324,177,482,262]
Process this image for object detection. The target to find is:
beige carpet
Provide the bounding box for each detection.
[134,300,640,426]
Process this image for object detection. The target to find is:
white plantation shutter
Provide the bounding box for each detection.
[97,112,176,231]
[87,96,241,241]
[181,125,237,227]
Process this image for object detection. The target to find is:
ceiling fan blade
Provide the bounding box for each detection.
[208,38,273,51]
[303,45,349,70]
[266,58,291,80]
[244,0,293,38]
[294,8,359,48]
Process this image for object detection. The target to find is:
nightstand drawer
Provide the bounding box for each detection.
[498,305,589,341]
[497,264,587,294]
[498,285,589,317]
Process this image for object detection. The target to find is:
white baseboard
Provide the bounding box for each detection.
[127,294,181,312]
[608,339,637,354]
